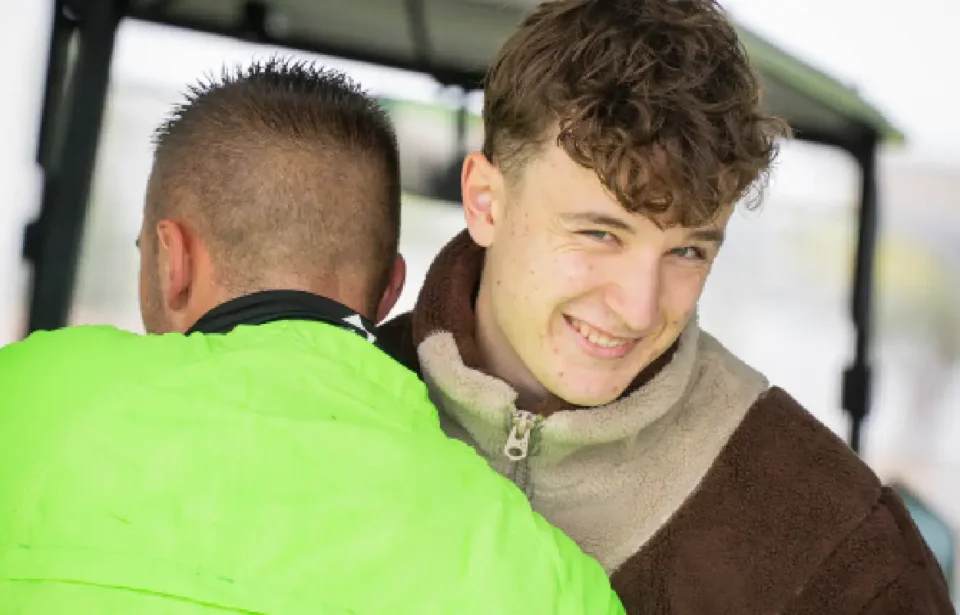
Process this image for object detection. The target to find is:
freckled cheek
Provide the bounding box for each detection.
[557,259,598,297]
[660,271,708,322]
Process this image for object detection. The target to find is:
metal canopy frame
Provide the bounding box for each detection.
[26,0,903,453]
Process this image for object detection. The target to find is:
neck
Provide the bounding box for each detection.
[221,278,373,322]
[474,276,549,408]
[186,289,378,338]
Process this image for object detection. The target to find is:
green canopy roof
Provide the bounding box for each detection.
[129,0,903,146]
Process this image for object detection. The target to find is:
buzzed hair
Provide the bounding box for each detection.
[145,57,401,313]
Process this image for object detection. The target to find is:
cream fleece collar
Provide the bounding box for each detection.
[409,231,769,572]
[418,318,701,467]
[418,320,767,572]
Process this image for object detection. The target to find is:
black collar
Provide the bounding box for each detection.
[186,290,377,343]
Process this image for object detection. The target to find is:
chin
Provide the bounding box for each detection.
[552,380,631,408]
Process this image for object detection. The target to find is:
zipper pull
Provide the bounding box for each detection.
[504,410,538,461]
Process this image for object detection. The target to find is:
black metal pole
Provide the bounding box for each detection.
[404,0,432,67]
[36,0,76,171]
[843,130,880,453]
[24,0,126,334]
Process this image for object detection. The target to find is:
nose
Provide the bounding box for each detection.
[604,259,661,333]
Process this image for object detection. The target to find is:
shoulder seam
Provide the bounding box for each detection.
[856,558,920,614]
[790,494,887,605]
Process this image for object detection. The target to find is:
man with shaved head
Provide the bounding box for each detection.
[0,59,624,615]
[139,60,403,333]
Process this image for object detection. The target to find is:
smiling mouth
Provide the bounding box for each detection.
[564,316,638,350]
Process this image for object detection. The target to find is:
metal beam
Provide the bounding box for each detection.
[788,120,881,454]
[843,131,879,453]
[24,0,126,333]
[404,0,433,68]
[36,1,76,171]
[127,11,483,89]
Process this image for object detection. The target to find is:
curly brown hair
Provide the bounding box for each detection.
[482,0,791,227]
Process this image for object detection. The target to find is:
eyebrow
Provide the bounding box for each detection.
[687,228,725,245]
[560,212,635,232]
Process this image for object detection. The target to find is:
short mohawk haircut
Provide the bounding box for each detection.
[145,56,402,312]
[153,56,388,152]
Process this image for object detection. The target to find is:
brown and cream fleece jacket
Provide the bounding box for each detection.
[378,230,954,614]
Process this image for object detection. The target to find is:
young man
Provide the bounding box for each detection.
[0,59,624,615]
[378,1,955,613]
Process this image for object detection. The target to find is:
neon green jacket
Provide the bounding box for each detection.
[0,322,624,614]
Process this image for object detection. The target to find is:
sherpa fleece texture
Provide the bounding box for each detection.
[378,229,954,614]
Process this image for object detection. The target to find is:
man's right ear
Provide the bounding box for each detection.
[155,219,192,312]
[461,152,503,248]
[374,254,406,324]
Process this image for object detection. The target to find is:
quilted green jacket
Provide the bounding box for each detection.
[0,321,623,614]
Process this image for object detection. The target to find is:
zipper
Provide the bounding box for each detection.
[504,409,543,498]
[504,409,541,461]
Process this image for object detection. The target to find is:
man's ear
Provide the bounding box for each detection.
[461,152,503,248]
[374,254,406,323]
[155,219,193,311]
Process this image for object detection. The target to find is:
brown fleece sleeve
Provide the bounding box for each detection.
[859,571,955,615]
[788,487,954,614]
[375,312,422,377]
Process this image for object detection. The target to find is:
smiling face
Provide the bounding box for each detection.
[465,143,732,407]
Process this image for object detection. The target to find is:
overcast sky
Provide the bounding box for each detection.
[721,0,960,165]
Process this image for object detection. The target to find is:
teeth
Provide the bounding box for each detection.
[573,319,632,348]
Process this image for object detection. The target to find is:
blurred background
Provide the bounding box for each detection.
[1,0,958,592]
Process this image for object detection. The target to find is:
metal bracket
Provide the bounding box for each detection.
[24,0,126,333]
[844,131,880,453]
